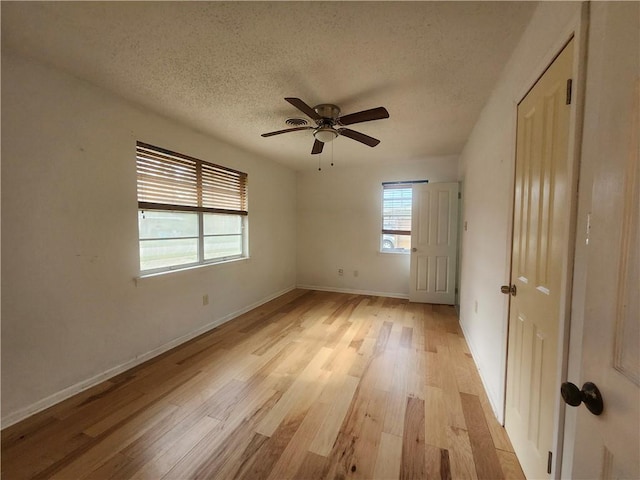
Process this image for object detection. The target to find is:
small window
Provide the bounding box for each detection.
[136,142,248,274]
[381,180,427,253]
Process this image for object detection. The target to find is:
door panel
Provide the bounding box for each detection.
[568,3,639,478]
[409,182,458,304]
[505,39,574,479]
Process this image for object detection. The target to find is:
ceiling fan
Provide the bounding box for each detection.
[262,97,389,155]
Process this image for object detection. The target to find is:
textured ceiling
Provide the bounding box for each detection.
[2,1,536,171]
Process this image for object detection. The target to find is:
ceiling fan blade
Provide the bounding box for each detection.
[339,107,389,126]
[261,126,313,137]
[311,139,324,155]
[285,97,321,121]
[338,128,381,147]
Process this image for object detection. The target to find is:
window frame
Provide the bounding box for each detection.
[136,142,248,275]
[380,180,428,254]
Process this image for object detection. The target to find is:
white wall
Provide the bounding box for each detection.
[296,157,458,297]
[457,1,582,422]
[1,50,297,425]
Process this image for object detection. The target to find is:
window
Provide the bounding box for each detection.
[381,180,427,253]
[136,142,248,273]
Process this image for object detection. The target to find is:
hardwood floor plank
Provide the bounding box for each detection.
[323,370,381,479]
[323,294,361,326]
[161,384,280,479]
[83,368,201,437]
[460,392,504,479]
[255,347,332,437]
[349,314,374,351]
[425,350,443,388]
[127,415,220,480]
[410,305,427,351]
[323,343,358,375]
[187,390,286,480]
[348,335,376,378]
[81,452,131,480]
[425,385,448,450]
[425,443,453,480]
[383,346,410,437]
[49,401,180,479]
[265,397,332,480]
[400,396,426,480]
[447,333,478,395]
[349,387,389,479]
[447,425,478,480]
[373,432,403,480]
[438,345,467,429]
[2,431,93,480]
[1,290,525,480]
[400,325,414,349]
[477,386,515,453]
[374,345,398,392]
[496,449,526,480]
[407,347,427,400]
[293,451,330,480]
[309,373,360,456]
[236,412,307,480]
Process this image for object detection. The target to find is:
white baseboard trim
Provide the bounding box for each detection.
[297,284,409,300]
[1,285,296,430]
[458,319,504,425]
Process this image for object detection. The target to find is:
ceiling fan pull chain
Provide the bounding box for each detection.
[331,141,334,167]
[318,151,322,171]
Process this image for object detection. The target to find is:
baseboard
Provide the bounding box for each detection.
[458,319,505,425]
[1,285,296,430]
[296,284,409,300]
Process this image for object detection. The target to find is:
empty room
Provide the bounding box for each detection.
[1,2,638,479]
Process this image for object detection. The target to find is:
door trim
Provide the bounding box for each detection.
[503,4,589,477]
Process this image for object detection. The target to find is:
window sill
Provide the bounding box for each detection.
[135,256,250,285]
[378,250,410,255]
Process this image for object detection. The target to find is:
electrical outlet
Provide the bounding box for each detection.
[338,268,344,276]
[203,294,209,306]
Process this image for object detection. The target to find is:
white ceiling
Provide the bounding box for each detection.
[2,1,536,171]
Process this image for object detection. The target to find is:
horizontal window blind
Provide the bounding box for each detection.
[136,142,247,215]
[381,181,426,235]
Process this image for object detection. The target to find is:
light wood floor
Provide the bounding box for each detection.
[2,290,525,479]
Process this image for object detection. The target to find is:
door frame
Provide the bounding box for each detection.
[503,4,589,477]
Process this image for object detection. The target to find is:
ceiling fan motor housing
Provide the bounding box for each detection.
[312,104,340,142]
[313,104,340,123]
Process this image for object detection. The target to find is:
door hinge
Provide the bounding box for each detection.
[455,287,458,294]
[458,191,461,199]
[547,451,553,474]
[566,79,573,105]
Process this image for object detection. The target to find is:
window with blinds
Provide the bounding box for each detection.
[136,142,248,273]
[381,180,427,253]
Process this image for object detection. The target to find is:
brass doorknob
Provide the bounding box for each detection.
[412,247,417,252]
[500,284,517,296]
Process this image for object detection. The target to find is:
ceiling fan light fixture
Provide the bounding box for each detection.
[314,127,338,143]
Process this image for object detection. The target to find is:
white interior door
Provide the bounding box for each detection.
[409,182,458,304]
[505,39,574,479]
[565,3,639,477]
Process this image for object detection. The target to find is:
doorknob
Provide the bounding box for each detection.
[412,247,417,252]
[560,381,604,415]
[500,284,517,296]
